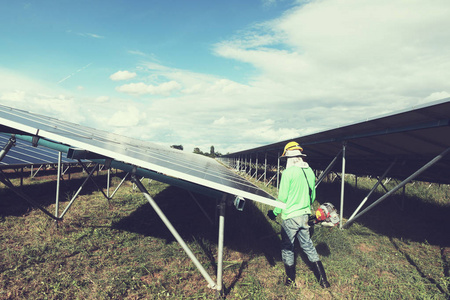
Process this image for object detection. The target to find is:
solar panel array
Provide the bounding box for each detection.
[223,98,450,184]
[0,133,76,168]
[0,105,283,208]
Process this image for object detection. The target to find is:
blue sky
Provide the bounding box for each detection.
[1,0,450,154]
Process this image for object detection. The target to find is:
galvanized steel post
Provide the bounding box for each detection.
[216,195,226,292]
[339,143,346,229]
[55,151,62,218]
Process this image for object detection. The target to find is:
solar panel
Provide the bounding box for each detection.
[0,104,283,209]
[0,133,76,168]
[222,98,450,184]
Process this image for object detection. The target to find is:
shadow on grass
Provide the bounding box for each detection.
[314,180,450,298]
[0,172,112,217]
[389,236,449,296]
[316,181,450,247]
[112,185,282,268]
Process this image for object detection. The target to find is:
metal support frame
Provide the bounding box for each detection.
[255,157,258,179]
[216,195,226,293]
[315,148,343,189]
[348,159,396,221]
[276,153,280,192]
[339,143,346,229]
[188,191,214,225]
[55,152,62,218]
[131,175,221,291]
[108,172,129,199]
[343,146,450,228]
[257,172,265,182]
[264,153,267,182]
[265,173,277,187]
[0,144,109,222]
[107,168,111,198]
[58,162,100,219]
[0,169,60,220]
[30,165,44,178]
[78,160,110,201]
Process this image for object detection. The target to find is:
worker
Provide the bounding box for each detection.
[267,141,330,288]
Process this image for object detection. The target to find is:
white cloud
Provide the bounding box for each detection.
[422,91,450,104]
[214,0,450,110]
[242,126,300,142]
[0,90,26,102]
[95,96,109,103]
[262,0,278,8]
[213,116,249,125]
[115,81,182,96]
[110,70,137,81]
[67,30,105,39]
[2,1,450,155]
[107,106,146,127]
[128,50,146,56]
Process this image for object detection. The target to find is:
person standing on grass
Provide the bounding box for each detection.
[267,141,330,288]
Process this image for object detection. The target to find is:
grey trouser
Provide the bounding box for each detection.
[281,214,319,266]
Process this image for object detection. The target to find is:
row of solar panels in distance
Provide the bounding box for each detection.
[0,133,76,167]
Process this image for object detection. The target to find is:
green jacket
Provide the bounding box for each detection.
[273,165,316,219]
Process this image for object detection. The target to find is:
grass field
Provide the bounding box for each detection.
[0,168,449,299]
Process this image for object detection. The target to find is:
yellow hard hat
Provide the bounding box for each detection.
[282,141,303,157]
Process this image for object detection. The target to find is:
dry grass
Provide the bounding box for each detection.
[1,168,449,299]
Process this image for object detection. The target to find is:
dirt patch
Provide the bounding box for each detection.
[357,243,376,253]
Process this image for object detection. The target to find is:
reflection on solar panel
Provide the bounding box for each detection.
[0,104,283,209]
[0,133,76,168]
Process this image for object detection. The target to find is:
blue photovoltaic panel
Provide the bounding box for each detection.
[0,105,284,209]
[0,133,76,168]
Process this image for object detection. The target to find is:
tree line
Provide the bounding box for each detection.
[171,145,222,158]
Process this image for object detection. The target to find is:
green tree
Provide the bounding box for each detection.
[193,147,203,155]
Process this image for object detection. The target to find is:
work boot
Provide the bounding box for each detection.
[312,261,330,288]
[284,264,296,287]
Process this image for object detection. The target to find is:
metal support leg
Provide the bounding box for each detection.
[348,159,396,221]
[108,172,129,199]
[316,149,343,189]
[257,172,265,182]
[78,160,110,200]
[55,152,62,218]
[255,157,258,180]
[264,153,267,182]
[343,146,450,228]
[339,143,346,229]
[216,196,226,293]
[0,170,60,220]
[188,191,214,225]
[59,163,99,219]
[31,165,43,178]
[276,153,280,192]
[107,168,111,198]
[131,175,217,290]
[265,173,277,187]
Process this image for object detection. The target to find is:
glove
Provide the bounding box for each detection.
[267,210,277,221]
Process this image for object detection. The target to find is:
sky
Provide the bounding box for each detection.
[1,0,450,154]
